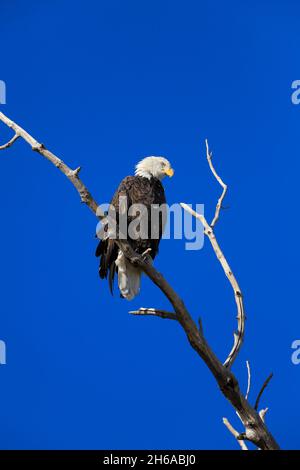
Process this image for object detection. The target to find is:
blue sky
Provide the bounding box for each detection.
[0,0,299,450]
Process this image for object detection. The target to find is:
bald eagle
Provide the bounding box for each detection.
[96,156,174,300]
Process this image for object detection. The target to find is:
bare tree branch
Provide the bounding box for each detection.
[0,132,20,150]
[180,141,245,369]
[223,418,248,450]
[129,308,177,321]
[0,111,279,450]
[245,361,251,400]
[180,203,245,368]
[255,373,274,411]
[205,139,228,228]
[181,141,246,369]
[179,141,245,370]
[0,112,103,217]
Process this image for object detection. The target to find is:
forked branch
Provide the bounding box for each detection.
[0,111,279,450]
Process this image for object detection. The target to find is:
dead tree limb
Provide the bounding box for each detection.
[0,132,20,150]
[129,308,177,321]
[205,140,228,228]
[181,140,245,368]
[222,418,249,450]
[245,360,251,401]
[255,373,274,411]
[0,111,279,450]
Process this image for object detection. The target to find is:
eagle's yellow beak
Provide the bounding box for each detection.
[164,167,174,177]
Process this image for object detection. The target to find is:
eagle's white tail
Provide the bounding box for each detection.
[115,250,141,300]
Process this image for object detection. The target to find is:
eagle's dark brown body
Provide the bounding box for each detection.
[96,175,166,293]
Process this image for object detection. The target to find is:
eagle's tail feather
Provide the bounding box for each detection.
[108,260,116,294]
[115,250,141,300]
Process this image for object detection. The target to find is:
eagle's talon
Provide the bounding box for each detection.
[142,248,152,257]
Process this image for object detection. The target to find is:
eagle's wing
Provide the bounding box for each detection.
[95,176,135,293]
[96,175,166,295]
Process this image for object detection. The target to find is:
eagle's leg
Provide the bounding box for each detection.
[116,250,141,300]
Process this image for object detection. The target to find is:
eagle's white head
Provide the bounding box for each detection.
[135,156,174,180]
